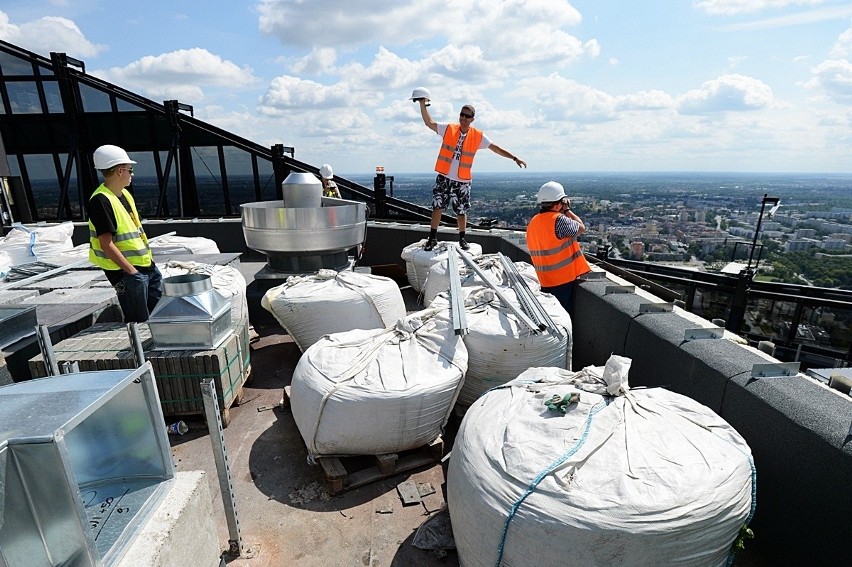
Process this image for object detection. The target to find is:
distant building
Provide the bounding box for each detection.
[820,239,847,250]
[785,239,819,252]
[795,228,817,239]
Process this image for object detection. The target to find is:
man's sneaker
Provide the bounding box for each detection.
[459,238,471,251]
[423,237,438,251]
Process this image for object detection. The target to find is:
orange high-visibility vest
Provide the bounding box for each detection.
[434,124,483,181]
[526,211,591,287]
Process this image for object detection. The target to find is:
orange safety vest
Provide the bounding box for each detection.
[434,124,483,181]
[526,211,591,287]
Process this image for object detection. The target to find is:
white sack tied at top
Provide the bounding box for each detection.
[160,260,248,323]
[150,234,220,255]
[400,239,483,293]
[0,222,74,267]
[431,286,572,406]
[421,253,540,307]
[447,355,755,567]
[289,308,468,459]
[261,269,407,353]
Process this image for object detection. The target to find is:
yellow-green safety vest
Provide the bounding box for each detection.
[88,184,152,270]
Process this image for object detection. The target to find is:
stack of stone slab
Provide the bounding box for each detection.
[28,318,251,426]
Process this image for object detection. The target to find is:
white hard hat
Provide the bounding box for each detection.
[410,87,431,101]
[93,145,136,170]
[319,164,334,179]
[536,181,567,204]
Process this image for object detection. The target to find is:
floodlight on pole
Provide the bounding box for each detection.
[746,193,780,273]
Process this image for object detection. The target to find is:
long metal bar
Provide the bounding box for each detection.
[200,377,245,556]
[127,322,146,367]
[446,246,468,336]
[36,324,60,376]
[457,250,539,333]
[499,253,564,339]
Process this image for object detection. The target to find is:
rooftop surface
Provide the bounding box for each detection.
[171,259,458,567]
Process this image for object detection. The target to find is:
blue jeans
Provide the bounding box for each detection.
[114,265,163,322]
[541,281,577,315]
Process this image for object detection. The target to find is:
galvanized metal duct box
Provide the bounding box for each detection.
[147,274,231,350]
[0,305,37,348]
[0,363,175,566]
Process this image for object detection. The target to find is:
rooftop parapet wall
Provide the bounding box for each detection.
[574,272,852,567]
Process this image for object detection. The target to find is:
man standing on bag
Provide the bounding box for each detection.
[88,144,162,322]
[414,90,526,251]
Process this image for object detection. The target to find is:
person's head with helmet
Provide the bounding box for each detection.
[93,145,136,191]
[536,181,570,213]
[318,163,341,198]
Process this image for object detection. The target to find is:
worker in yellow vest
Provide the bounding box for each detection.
[526,181,591,314]
[413,88,526,251]
[88,145,162,322]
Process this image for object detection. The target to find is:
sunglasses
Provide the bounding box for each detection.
[121,167,134,173]
[459,112,474,119]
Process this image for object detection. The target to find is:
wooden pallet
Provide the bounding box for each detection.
[282,385,445,494]
[319,436,445,495]
[28,318,252,427]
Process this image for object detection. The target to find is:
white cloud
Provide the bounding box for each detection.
[678,74,774,113]
[830,24,852,58]
[693,1,824,16]
[0,11,105,58]
[289,48,338,75]
[93,48,259,103]
[805,59,852,103]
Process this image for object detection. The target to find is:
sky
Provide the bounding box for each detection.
[2,1,852,175]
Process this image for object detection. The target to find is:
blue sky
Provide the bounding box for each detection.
[2,1,852,174]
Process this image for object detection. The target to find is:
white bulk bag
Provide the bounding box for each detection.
[431,286,571,405]
[160,261,248,324]
[400,239,482,293]
[0,251,10,281]
[290,309,468,458]
[0,222,74,266]
[422,253,540,306]
[448,356,755,567]
[150,234,220,255]
[261,269,406,352]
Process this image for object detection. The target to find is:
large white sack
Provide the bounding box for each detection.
[261,269,406,352]
[160,260,248,324]
[0,222,74,266]
[431,286,572,405]
[400,239,483,293]
[290,309,468,458]
[150,234,220,255]
[0,251,10,281]
[422,253,540,306]
[448,356,755,567]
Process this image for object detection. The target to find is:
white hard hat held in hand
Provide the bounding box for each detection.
[320,164,334,179]
[93,145,136,170]
[410,87,431,106]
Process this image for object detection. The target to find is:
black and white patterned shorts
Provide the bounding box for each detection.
[431,174,471,216]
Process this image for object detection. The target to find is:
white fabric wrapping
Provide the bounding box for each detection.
[400,239,483,293]
[150,234,220,255]
[0,251,10,281]
[0,222,74,266]
[261,269,407,352]
[290,309,468,458]
[447,356,755,567]
[421,253,540,306]
[160,261,248,324]
[431,286,572,405]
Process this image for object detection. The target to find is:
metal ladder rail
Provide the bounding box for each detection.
[498,253,564,340]
[456,250,540,334]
